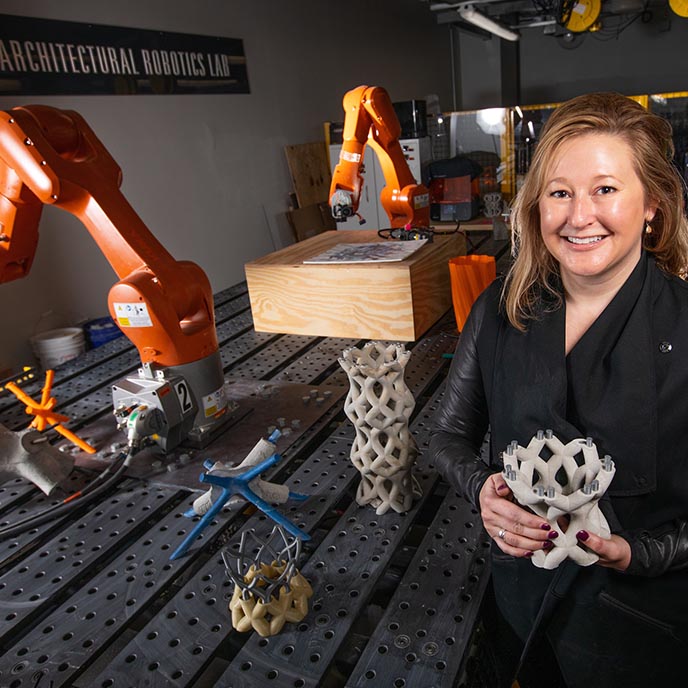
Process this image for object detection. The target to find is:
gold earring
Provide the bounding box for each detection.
[645,221,653,235]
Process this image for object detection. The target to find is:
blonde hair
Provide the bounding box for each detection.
[504,92,688,330]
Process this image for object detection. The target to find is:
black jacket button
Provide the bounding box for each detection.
[659,341,672,353]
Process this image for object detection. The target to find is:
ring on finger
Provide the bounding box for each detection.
[498,528,507,540]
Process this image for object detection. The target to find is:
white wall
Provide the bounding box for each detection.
[0,0,453,369]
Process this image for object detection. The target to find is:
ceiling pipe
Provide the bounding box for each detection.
[458,6,520,41]
[430,1,505,10]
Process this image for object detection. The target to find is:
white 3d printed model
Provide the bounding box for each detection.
[501,430,616,569]
[339,342,422,516]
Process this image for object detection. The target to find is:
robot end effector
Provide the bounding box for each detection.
[330,189,357,222]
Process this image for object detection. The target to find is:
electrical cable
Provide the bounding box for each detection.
[589,10,643,38]
[377,223,461,241]
[0,447,135,540]
[377,227,434,241]
[532,0,558,13]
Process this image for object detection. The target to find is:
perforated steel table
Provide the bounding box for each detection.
[0,232,508,688]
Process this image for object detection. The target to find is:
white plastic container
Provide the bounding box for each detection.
[30,327,86,369]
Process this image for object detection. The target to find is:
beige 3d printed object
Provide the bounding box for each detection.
[224,525,313,637]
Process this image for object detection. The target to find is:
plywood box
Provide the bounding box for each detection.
[245,230,466,341]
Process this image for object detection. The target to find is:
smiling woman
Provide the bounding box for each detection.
[538,132,659,352]
[506,92,688,331]
[430,92,688,688]
[539,134,655,284]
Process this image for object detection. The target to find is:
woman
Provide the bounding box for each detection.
[430,92,688,687]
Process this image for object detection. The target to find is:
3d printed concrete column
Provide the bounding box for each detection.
[339,341,422,516]
[501,431,616,569]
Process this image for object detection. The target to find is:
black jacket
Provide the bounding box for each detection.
[430,254,688,658]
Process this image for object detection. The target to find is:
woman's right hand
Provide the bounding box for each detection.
[479,473,556,557]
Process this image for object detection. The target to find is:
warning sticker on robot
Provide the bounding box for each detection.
[203,386,228,418]
[413,193,429,209]
[341,150,361,163]
[113,302,153,328]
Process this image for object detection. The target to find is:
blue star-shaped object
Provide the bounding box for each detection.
[170,449,309,561]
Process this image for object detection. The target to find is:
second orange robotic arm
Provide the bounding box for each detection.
[329,85,430,228]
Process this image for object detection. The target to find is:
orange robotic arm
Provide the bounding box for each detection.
[329,85,430,228]
[0,105,217,369]
[0,106,229,452]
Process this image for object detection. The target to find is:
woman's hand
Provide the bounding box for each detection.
[576,530,632,571]
[479,473,555,558]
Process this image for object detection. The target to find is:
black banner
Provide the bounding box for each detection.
[0,14,250,95]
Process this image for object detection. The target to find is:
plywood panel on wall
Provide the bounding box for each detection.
[285,142,331,208]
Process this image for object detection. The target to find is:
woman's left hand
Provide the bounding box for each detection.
[577,530,632,571]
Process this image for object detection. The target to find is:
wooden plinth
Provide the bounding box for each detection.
[244,230,465,342]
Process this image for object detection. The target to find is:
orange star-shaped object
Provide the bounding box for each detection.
[4,370,96,454]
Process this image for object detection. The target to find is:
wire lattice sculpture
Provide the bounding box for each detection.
[502,430,616,569]
[339,341,422,515]
[223,525,313,637]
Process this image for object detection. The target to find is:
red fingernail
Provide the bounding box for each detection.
[547,531,558,540]
[525,551,534,558]
[540,523,551,530]
[496,483,509,491]
[576,530,589,541]
[543,541,554,550]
